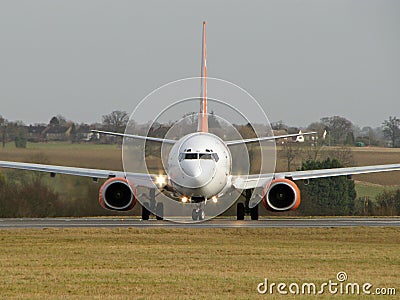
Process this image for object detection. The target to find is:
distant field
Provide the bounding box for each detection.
[0,142,123,171]
[351,147,400,186]
[0,227,398,299]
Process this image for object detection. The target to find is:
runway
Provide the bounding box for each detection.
[0,217,399,228]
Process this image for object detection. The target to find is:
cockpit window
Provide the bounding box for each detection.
[179,152,219,162]
[184,153,198,160]
[211,153,219,162]
[199,153,212,160]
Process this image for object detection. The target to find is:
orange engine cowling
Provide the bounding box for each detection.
[99,177,137,211]
[262,178,301,211]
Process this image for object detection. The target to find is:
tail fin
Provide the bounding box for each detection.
[198,21,208,133]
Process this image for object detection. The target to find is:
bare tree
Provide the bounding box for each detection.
[0,116,7,148]
[321,116,353,145]
[182,112,197,127]
[307,121,326,138]
[356,126,377,146]
[6,121,27,148]
[280,141,301,171]
[102,110,129,133]
[57,115,67,126]
[382,116,400,148]
[49,116,60,126]
[49,115,67,127]
[301,140,325,162]
[271,120,287,131]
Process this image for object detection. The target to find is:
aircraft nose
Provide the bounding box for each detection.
[181,161,202,177]
[182,163,202,177]
[178,160,216,188]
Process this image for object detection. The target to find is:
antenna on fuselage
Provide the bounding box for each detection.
[198,21,209,133]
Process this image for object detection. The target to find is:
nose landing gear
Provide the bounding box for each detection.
[192,202,205,221]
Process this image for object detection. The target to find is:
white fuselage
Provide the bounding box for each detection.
[167,132,231,199]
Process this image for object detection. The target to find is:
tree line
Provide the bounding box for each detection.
[1,112,400,148]
[0,110,130,148]
[273,115,400,148]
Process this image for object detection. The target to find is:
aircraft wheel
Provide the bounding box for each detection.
[156,202,164,220]
[142,202,150,220]
[250,205,259,220]
[192,209,198,221]
[198,209,205,221]
[237,203,245,220]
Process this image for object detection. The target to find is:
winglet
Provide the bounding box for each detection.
[198,21,208,133]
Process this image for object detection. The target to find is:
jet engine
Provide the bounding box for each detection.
[262,178,301,211]
[99,177,136,211]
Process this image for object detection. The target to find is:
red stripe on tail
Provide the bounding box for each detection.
[198,21,208,133]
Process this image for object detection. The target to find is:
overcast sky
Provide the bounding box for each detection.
[0,0,399,128]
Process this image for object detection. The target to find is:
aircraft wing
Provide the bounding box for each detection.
[93,130,315,146]
[0,161,157,188]
[226,131,316,146]
[92,130,177,144]
[233,163,400,189]
[277,163,400,181]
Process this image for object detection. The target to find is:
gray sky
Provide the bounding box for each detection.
[0,0,399,128]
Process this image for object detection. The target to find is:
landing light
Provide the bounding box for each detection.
[181,196,188,203]
[155,175,166,187]
[212,196,218,203]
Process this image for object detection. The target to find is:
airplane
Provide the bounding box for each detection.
[1,21,400,222]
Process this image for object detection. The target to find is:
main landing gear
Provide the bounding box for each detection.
[141,188,164,220]
[237,189,259,220]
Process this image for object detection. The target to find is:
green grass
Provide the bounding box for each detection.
[0,228,398,299]
[355,181,397,200]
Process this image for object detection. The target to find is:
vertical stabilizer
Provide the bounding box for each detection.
[198,21,208,133]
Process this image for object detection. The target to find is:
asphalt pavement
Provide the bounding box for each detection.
[0,217,399,228]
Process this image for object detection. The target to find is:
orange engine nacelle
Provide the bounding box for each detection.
[262,178,301,212]
[99,177,137,211]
